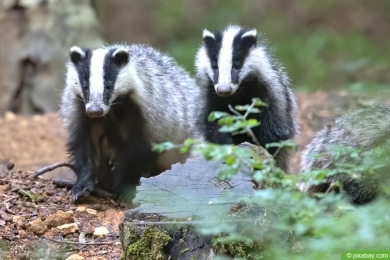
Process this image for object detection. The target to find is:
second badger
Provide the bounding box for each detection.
[61,44,203,200]
[195,25,299,172]
[301,105,390,204]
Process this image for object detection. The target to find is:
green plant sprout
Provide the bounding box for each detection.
[207,98,268,146]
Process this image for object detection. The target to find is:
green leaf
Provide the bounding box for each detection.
[245,118,260,127]
[217,116,236,126]
[251,97,268,107]
[152,141,175,152]
[208,111,231,122]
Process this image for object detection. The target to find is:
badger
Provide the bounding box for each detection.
[195,25,299,172]
[61,44,203,200]
[301,105,390,204]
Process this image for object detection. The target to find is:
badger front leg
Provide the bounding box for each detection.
[67,125,99,201]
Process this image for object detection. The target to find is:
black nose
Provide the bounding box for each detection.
[86,105,104,118]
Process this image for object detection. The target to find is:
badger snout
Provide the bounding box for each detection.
[86,104,106,118]
[215,83,238,96]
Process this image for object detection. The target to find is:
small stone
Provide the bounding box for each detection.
[76,206,86,212]
[12,215,26,228]
[44,210,74,228]
[56,223,79,236]
[27,218,47,235]
[93,226,109,238]
[78,232,86,244]
[65,253,85,260]
[0,210,12,221]
[7,160,14,170]
[4,111,16,121]
[86,208,97,215]
[35,195,46,203]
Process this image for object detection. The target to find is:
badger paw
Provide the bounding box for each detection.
[71,180,95,201]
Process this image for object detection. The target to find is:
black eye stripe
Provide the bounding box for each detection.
[211,60,218,69]
[232,61,243,69]
[232,28,257,70]
[71,48,92,102]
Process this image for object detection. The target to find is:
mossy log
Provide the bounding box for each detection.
[120,143,273,260]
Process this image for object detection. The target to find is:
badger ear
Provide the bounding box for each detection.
[112,47,129,66]
[202,29,216,48]
[241,29,257,48]
[69,46,85,63]
[202,29,215,40]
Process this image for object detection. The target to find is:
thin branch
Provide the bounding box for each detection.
[31,162,76,179]
[271,146,281,158]
[245,127,261,146]
[227,104,243,117]
[242,99,257,119]
[227,101,261,146]
[0,196,19,205]
[41,236,119,246]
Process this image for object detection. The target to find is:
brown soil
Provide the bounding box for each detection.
[0,91,364,259]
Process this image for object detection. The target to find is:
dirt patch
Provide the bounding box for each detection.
[0,91,361,259]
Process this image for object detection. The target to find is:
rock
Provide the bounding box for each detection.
[0,184,10,196]
[0,210,12,221]
[26,218,46,235]
[86,208,97,215]
[44,210,73,228]
[75,206,87,212]
[12,215,26,229]
[65,253,85,260]
[4,112,17,122]
[93,226,109,239]
[56,222,79,236]
[0,0,104,115]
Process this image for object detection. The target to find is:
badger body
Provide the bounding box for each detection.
[61,44,203,200]
[195,25,299,171]
[301,105,390,204]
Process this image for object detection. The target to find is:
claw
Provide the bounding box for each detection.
[71,180,95,201]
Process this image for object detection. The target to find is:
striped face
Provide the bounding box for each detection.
[66,46,130,118]
[197,25,258,96]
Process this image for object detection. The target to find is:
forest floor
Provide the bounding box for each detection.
[0,91,374,259]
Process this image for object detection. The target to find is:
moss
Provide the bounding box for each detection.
[123,225,171,260]
[210,202,275,259]
[212,236,249,258]
[212,234,269,260]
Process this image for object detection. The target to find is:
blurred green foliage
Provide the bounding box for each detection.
[93,0,390,93]
[153,99,390,259]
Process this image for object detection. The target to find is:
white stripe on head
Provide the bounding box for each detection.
[216,25,241,95]
[89,48,107,105]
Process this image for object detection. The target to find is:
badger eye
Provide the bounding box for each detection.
[232,61,242,69]
[211,60,218,70]
[81,81,89,90]
[105,82,113,90]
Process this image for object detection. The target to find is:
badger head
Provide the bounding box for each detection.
[196,25,272,97]
[66,45,134,118]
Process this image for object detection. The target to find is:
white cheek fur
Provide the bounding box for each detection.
[66,65,82,96]
[195,47,214,83]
